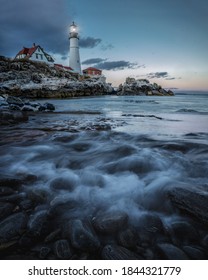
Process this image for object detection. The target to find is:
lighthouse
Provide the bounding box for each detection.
[69,22,82,74]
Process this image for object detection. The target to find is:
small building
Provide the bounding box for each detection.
[15,43,54,64]
[83,67,102,76]
[54,64,74,72]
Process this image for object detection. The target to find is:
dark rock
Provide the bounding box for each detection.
[48,195,78,217]
[43,103,55,111]
[27,210,48,236]
[19,199,34,211]
[39,246,51,259]
[0,202,14,220]
[0,187,15,196]
[0,240,17,252]
[6,96,24,107]
[167,220,198,245]
[0,212,28,242]
[53,239,73,259]
[9,104,21,110]
[65,219,100,251]
[182,245,206,260]
[136,212,165,244]
[202,234,208,248]
[50,176,77,191]
[0,109,28,124]
[19,232,34,247]
[156,243,189,260]
[117,227,139,249]
[21,105,35,112]
[44,229,61,243]
[0,192,26,203]
[0,178,23,189]
[92,211,128,234]
[38,105,46,111]
[102,245,143,260]
[28,188,49,204]
[168,187,208,225]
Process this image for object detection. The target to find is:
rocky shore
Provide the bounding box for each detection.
[0,56,114,98]
[0,175,208,260]
[0,56,174,98]
[118,77,174,96]
[0,95,55,125]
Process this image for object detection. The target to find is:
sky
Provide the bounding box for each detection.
[0,0,208,90]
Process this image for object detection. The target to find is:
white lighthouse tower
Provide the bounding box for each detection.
[69,22,82,74]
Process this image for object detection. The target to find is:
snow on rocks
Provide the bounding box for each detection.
[0,95,55,125]
[117,77,174,96]
[0,56,114,98]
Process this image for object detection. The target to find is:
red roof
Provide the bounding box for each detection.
[54,64,73,71]
[83,67,101,72]
[17,46,38,57]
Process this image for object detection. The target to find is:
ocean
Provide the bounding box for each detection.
[0,92,208,259]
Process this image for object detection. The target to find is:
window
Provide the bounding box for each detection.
[36,54,39,59]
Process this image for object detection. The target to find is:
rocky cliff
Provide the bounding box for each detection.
[118,77,174,96]
[0,56,113,98]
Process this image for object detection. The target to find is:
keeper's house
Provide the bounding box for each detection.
[15,43,54,64]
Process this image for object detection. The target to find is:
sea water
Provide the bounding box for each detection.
[0,93,208,240]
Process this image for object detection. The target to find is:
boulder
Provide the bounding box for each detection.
[102,245,143,260]
[168,187,208,225]
[156,243,189,260]
[0,212,28,242]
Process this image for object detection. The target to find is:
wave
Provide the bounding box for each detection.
[176,108,208,114]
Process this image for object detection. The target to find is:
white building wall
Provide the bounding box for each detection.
[30,49,49,63]
[69,37,81,74]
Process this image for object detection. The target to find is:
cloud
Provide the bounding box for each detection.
[79,37,102,48]
[101,43,114,51]
[0,0,71,57]
[94,60,143,71]
[147,72,169,79]
[82,58,106,65]
[165,77,176,80]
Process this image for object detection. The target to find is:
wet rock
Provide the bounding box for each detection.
[167,220,198,245]
[102,245,143,260]
[19,199,34,211]
[21,105,35,112]
[0,202,14,220]
[50,176,77,191]
[117,227,139,249]
[0,240,17,252]
[0,109,28,124]
[19,232,34,247]
[6,96,24,107]
[48,195,78,217]
[0,187,15,196]
[168,187,208,225]
[43,103,55,111]
[136,212,165,244]
[156,243,189,260]
[65,219,100,251]
[92,211,128,234]
[45,229,61,243]
[182,246,206,260]
[0,212,28,242]
[202,234,208,248]
[0,192,26,203]
[39,246,51,259]
[0,178,23,189]
[53,239,73,259]
[28,210,48,236]
[28,188,49,204]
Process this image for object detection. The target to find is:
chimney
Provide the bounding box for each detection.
[33,43,36,47]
